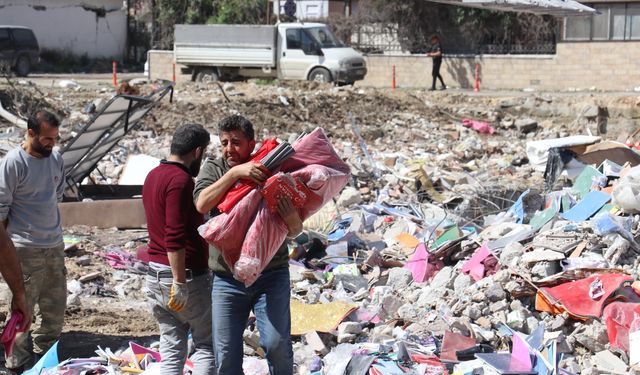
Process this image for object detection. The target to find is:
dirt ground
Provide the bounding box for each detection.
[1,74,640,364]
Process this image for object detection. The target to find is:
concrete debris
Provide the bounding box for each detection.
[515,118,538,133]
[2,78,640,373]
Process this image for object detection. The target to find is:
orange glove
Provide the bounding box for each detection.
[167,281,188,312]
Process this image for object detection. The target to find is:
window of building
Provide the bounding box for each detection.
[564,2,640,41]
[565,16,591,40]
[627,3,640,39]
[592,5,610,39]
[611,4,627,40]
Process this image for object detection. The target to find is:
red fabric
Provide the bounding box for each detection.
[536,273,634,319]
[200,128,350,286]
[142,162,208,270]
[235,165,344,284]
[216,138,279,213]
[1,311,24,356]
[603,302,640,352]
[200,189,263,272]
[280,131,350,175]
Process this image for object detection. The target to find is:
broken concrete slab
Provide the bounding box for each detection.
[59,199,147,229]
[516,118,538,133]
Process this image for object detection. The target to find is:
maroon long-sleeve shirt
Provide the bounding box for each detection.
[142,161,208,271]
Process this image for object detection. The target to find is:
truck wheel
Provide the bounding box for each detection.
[15,56,30,77]
[308,68,332,83]
[195,69,218,84]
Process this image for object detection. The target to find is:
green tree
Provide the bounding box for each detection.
[345,0,556,54]
[211,0,266,24]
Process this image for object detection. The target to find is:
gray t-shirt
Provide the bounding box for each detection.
[0,147,65,248]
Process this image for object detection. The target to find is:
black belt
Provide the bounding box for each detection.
[147,268,209,279]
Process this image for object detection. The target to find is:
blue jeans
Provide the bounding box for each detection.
[212,268,293,375]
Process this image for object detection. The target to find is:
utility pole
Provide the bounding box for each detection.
[266,0,270,24]
[150,0,156,49]
[126,0,130,61]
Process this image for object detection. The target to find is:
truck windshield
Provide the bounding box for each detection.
[305,27,344,48]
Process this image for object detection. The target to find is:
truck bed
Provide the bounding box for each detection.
[174,24,277,68]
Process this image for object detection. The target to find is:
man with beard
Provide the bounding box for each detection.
[0,110,65,374]
[142,123,214,375]
[194,115,301,375]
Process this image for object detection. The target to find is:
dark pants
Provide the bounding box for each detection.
[432,59,445,89]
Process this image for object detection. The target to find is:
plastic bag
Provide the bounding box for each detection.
[591,212,633,236]
[603,302,640,352]
[461,118,495,135]
[322,343,359,375]
[198,189,263,270]
[242,357,270,375]
[631,312,640,365]
[280,128,351,175]
[234,164,349,285]
[1,311,24,356]
[199,128,350,286]
[612,165,640,213]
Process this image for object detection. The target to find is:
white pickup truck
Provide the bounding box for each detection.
[174,22,367,85]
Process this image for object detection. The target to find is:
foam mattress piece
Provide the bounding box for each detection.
[526,135,601,172]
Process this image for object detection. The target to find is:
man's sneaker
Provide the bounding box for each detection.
[440,86,447,90]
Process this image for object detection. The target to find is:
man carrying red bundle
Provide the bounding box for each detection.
[194,114,302,375]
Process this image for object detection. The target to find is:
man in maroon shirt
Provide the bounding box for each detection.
[142,123,214,375]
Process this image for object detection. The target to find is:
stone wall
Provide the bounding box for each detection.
[361,42,640,91]
[147,50,191,83]
[148,42,640,91]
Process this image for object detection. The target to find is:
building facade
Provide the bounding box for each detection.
[0,0,127,59]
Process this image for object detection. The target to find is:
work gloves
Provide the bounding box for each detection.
[167,281,188,312]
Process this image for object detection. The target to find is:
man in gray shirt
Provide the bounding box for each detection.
[0,110,66,373]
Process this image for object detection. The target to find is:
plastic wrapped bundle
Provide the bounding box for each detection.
[280,128,350,175]
[199,128,351,285]
[198,189,263,270]
[234,164,348,285]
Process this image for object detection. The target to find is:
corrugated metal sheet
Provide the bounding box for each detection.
[174,24,278,68]
[428,0,595,15]
[174,24,276,46]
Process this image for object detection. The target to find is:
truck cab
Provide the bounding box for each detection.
[276,23,366,85]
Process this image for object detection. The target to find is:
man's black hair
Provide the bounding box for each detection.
[170,123,210,156]
[218,114,255,141]
[27,110,60,133]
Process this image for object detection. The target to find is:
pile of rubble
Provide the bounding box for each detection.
[3,78,640,373]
